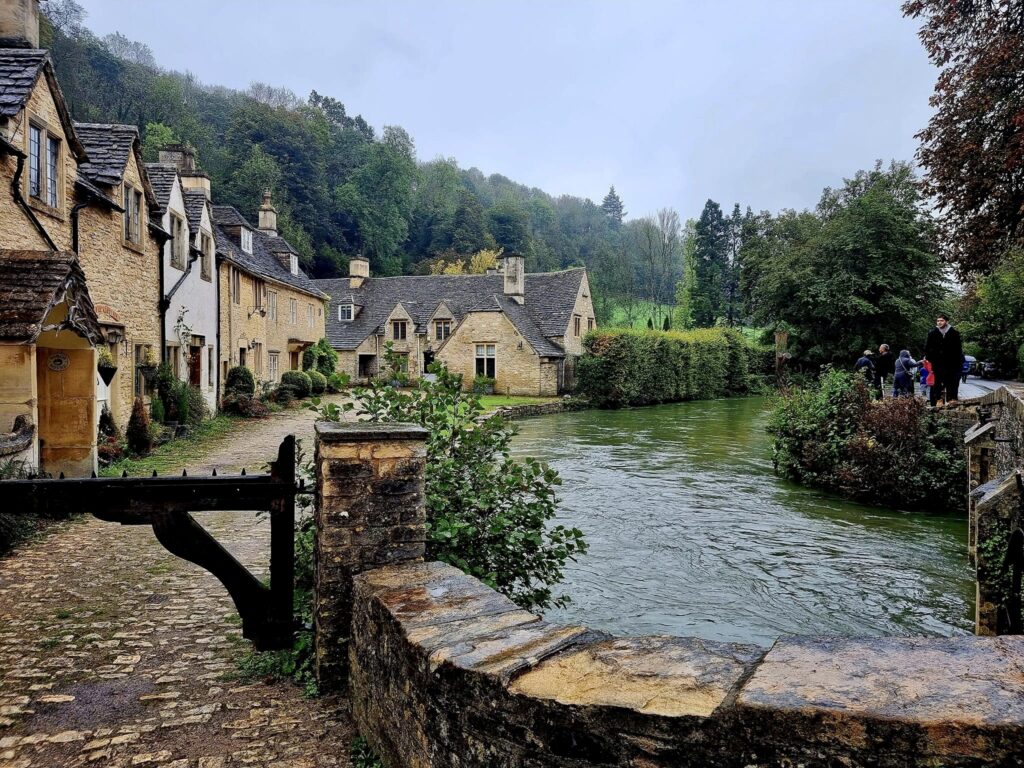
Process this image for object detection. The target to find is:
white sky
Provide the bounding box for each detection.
[76,0,936,220]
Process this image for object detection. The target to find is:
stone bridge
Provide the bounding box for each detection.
[312,419,1024,768]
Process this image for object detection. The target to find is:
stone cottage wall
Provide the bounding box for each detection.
[314,419,1024,768]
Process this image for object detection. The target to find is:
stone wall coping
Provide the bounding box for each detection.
[351,559,1024,766]
[315,420,429,442]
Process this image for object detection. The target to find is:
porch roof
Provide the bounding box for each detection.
[0,250,101,344]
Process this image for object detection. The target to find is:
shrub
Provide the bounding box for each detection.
[225,365,256,396]
[126,397,153,456]
[150,397,165,424]
[98,402,118,438]
[326,373,347,393]
[155,362,175,417]
[185,385,208,426]
[471,375,495,394]
[307,369,327,395]
[221,393,271,418]
[315,365,587,611]
[281,370,312,399]
[172,380,190,425]
[302,338,339,378]
[576,327,760,407]
[272,385,297,407]
[767,368,966,511]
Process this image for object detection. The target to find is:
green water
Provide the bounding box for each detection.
[510,398,974,646]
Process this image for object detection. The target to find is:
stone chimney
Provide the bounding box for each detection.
[501,252,525,304]
[349,255,369,289]
[158,143,211,200]
[0,0,39,48]
[258,191,278,236]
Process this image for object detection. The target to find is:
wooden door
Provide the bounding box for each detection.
[36,347,95,477]
[189,346,202,388]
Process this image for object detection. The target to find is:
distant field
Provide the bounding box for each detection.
[603,301,767,343]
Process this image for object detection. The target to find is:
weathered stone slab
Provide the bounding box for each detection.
[511,636,763,718]
[735,635,1024,764]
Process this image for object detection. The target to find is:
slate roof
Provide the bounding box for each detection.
[74,123,140,187]
[183,191,208,235]
[315,268,585,356]
[0,250,101,343]
[0,49,84,157]
[144,163,178,209]
[212,206,326,299]
[0,48,47,117]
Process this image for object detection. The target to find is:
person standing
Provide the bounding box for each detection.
[892,349,918,398]
[854,350,876,388]
[924,314,964,406]
[875,344,895,399]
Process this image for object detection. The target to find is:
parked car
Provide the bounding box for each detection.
[980,360,1003,379]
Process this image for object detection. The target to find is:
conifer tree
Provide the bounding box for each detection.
[601,186,626,229]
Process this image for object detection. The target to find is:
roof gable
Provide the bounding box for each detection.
[182,190,209,236]
[0,49,85,158]
[144,163,179,210]
[74,123,144,189]
[0,250,100,343]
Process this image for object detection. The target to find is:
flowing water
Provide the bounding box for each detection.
[510,398,974,646]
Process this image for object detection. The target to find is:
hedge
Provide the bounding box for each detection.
[280,370,312,399]
[576,328,770,407]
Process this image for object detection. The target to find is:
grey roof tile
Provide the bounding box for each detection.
[315,268,584,355]
[74,122,138,186]
[212,205,326,299]
[144,163,177,209]
[0,249,101,343]
[182,190,207,234]
[0,48,46,117]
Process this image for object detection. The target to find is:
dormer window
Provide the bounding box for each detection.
[338,304,353,321]
[290,254,298,275]
[241,228,253,254]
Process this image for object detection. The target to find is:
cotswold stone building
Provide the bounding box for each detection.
[316,254,596,396]
[213,197,327,392]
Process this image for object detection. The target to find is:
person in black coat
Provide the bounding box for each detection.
[874,344,894,400]
[924,313,963,405]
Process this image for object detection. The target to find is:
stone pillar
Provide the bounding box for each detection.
[313,421,428,691]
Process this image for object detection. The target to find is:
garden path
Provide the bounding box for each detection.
[0,399,356,768]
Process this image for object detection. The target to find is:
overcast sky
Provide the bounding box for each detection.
[76,0,935,221]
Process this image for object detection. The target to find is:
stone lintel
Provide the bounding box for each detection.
[963,420,996,446]
[737,635,1024,731]
[974,470,1021,513]
[315,421,428,442]
[510,636,764,719]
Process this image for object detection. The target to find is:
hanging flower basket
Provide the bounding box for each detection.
[97,362,118,386]
[137,362,159,384]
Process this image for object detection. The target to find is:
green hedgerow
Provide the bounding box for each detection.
[307,369,327,395]
[225,365,256,396]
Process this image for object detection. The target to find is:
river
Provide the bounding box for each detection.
[509,398,974,646]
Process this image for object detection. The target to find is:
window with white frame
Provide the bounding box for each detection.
[289,298,297,324]
[435,319,451,341]
[268,290,278,321]
[231,267,241,304]
[200,233,212,280]
[290,254,299,275]
[241,228,253,254]
[475,344,496,378]
[170,214,186,269]
[338,304,353,321]
[307,303,314,327]
[268,352,279,382]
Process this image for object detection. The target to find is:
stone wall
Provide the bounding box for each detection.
[314,418,1024,768]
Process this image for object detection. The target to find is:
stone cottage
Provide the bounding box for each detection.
[147,146,219,413]
[213,197,327,392]
[72,121,163,430]
[316,254,596,395]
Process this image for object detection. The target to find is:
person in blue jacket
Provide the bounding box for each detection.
[892,350,918,398]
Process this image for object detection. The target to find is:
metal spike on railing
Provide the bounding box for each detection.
[90,471,96,478]
[241,468,246,476]
[212,468,217,477]
[122,470,128,477]
[152,470,158,477]
[59,472,65,479]
[182,469,187,477]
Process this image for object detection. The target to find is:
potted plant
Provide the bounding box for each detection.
[96,347,118,386]
[472,375,496,395]
[137,347,159,384]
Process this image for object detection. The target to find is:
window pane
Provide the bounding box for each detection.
[487,345,495,356]
[29,125,40,197]
[46,136,58,206]
[486,358,495,378]
[475,344,484,356]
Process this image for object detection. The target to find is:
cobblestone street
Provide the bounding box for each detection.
[0,402,355,768]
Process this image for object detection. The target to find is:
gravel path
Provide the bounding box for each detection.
[0,401,356,767]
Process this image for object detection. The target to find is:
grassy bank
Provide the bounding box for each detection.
[100,414,240,477]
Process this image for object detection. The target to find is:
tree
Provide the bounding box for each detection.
[673,219,698,330]
[101,31,156,66]
[903,0,1024,275]
[693,200,730,326]
[630,209,681,327]
[141,122,178,163]
[487,197,531,253]
[449,188,492,254]
[601,186,626,228]
[961,250,1024,375]
[743,161,948,365]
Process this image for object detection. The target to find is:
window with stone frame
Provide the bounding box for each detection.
[208,346,215,386]
[46,135,59,207]
[124,185,142,244]
[435,319,452,341]
[169,214,187,269]
[28,123,41,199]
[392,320,407,341]
[475,344,496,378]
[573,315,581,336]
[200,233,212,281]
[268,290,278,321]
[241,228,253,254]
[252,278,264,309]
[231,267,241,305]
[338,304,353,321]
[587,317,594,332]
[289,298,297,324]
[307,303,314,327]
[268,352,279,382]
